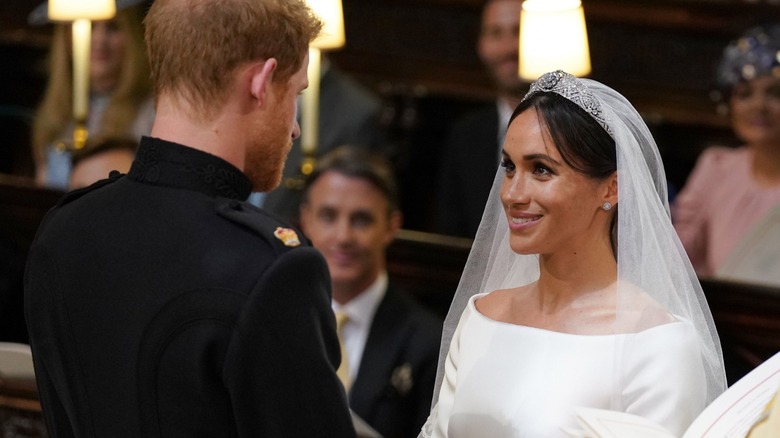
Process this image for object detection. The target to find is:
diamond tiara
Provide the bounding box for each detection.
[524,70,612,136]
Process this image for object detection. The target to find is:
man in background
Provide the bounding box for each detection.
[25,0,355,436]
[435,0,526,238]
[300,145,442,438]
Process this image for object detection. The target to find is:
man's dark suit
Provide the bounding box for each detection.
[25,137,355,437]
[435,104,501,238]
[350,283,441,438]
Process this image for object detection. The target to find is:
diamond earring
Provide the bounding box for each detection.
[602,202,612,211]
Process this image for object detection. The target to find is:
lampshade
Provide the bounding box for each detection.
[307,0,345,50]
[48,0,116,22]
[519,0,591,80]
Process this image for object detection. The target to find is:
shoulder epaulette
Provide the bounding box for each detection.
[214,199,309,254]
[56,171,124,207]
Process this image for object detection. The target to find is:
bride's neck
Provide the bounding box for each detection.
[535,242,617,311]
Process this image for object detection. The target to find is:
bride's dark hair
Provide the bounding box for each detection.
[510,92,616,181]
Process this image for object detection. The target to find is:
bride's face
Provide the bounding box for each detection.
[500,109,611,256]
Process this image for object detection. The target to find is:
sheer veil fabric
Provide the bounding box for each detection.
[421,71,726,436]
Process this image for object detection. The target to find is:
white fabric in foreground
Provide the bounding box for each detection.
[425,294,705,437]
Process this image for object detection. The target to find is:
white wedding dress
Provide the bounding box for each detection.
[426,294,707,438]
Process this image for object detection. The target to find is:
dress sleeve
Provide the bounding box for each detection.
[620,321,709,437]
[222,247,356,438]
[672,147,725,275]
[420,304,472,438]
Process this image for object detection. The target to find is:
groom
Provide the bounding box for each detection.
[24,0,355,436]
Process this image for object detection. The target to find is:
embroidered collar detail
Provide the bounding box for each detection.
[128,136,252,200]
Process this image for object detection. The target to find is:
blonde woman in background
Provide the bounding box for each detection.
[29,0,153,189]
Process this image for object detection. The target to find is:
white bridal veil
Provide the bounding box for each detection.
[424,71,726,435]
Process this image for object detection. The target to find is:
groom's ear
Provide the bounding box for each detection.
[248,58,278,107]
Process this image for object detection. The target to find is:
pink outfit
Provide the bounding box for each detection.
[673,146,780,276]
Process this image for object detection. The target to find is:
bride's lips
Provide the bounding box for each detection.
[508,213,542,231]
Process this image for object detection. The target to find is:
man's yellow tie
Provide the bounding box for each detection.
[335,311,351,391]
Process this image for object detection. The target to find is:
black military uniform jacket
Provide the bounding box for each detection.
[25,137,355,437]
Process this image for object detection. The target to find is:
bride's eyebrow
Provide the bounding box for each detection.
[523,153,561,166]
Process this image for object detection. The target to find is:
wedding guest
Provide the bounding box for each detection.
[29,0,154,189]
[435,0,527,238]
[421,71,726,437]
[300,145,442,438]
[25,0,355,436]
[673,24,780,277]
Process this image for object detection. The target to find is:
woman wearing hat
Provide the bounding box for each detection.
[673,24,780,278]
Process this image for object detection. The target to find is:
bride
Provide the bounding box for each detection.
[421,71,726,437]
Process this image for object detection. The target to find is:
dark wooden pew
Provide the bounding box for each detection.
[700,278,780,385]
[387,229,471,319]
[0,377,45,438]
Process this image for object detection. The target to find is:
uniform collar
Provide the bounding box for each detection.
[128,136,252,200]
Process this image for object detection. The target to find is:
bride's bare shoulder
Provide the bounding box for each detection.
[475,286,531,320]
